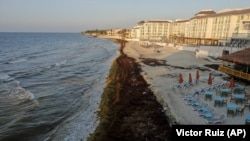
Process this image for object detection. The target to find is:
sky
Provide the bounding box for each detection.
[0,0,250,33]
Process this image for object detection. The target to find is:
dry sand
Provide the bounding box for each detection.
[123,41,250,125]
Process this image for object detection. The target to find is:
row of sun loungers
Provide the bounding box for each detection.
[185,97,227,124]
[174,73,249,124]
[181,91,227,124]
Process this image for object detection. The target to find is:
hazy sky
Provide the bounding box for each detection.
[0,0,250,33]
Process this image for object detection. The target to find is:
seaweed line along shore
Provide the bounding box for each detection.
[87,38,172,141]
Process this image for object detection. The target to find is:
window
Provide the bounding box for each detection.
[243,23,250,30]
[237,16,240,23]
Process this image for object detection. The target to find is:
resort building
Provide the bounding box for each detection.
[169,19,190,43]
[229,8,250,47]
[129,21,143,40]
[138,20,172,42]
[107,7,250,48]
[106,28,123,37]
[171,7,250,46]
[172,19,189,37]
[183,9,218,45]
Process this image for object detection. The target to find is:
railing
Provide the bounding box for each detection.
[231,33,250,38]
[218,65,250,81]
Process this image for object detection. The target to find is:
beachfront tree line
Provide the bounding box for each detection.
[82,29,128,40]
[82,29,107,36]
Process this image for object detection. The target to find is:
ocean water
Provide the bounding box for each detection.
[0,33,119,141]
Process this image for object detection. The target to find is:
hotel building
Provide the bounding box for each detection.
[182,7,250,46]
[127,7,250,47]
[137,20,172,42]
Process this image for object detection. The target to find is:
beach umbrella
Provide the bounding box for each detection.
[207,73,212,85]
[229,77,235,89]
[179,73,183,84]
[189,73,192,84]
[196,70,200,82]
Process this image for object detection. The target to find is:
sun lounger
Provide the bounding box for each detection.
[184,97,197,104]
[181,81,196,88]
[186,96,202,105]
[172,83,182,89]
[202,113,214,119]
[192,103,209,111]
[196,107,215,118]
[198,78,208,83]
[198,87,210,94]
[204,113,227,124]
[186,101,200,106]
[180,91,197,99]
[191,89,202,95]
[180,93,193,99]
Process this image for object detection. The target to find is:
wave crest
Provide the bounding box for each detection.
[10,87,35,100]
[7,58,27,64]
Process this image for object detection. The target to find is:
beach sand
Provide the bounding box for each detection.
[123,41,250,125]
[87,39,250,141]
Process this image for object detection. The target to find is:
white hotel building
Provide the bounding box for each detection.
[130,20,172,42]
[128,7,250,47]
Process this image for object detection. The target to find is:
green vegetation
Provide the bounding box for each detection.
[83,29,107,35]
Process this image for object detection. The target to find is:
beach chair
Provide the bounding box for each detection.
[186,96,202,106]
[219,82,228,89]
[204,113,227,124]
[198,78,208,83]
[215,81,228,90]
[198,87,210,94]
[184,97,197,105]
[196,107,215,118]
[191,89,202,95]
[236,106,245,116]
[192,102,209,111]
[172,83,182,89]
[184,81,195,88]
[180,91,197,99]
[187,101,199,107]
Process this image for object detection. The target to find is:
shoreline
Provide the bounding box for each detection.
[87,39,172,141]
